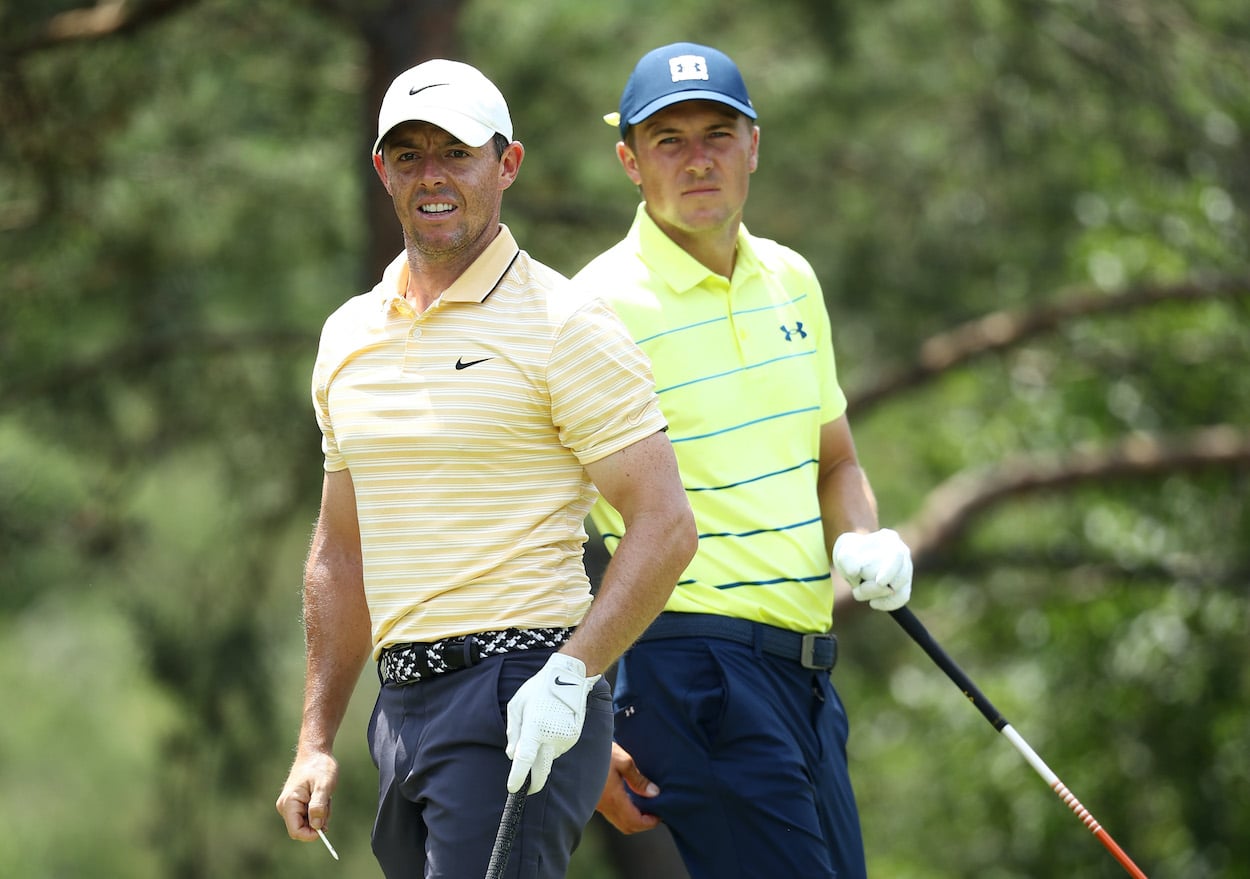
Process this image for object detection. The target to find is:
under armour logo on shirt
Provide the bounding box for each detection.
[780,323,807,341]
[669,55,709,82]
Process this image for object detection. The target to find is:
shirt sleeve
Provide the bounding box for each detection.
[792,263,848,423]
[547,297,668,465]
[311,333,348,473]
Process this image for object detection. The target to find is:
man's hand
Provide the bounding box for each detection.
[276,749,340,842]
[596,742,661,834]
[505,653,601,794]
[833,528,913,611]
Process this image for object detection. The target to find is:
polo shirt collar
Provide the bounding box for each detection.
[631,203,761,294]
[379,224,521,314]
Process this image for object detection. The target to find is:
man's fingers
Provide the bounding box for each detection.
[307,791,332,830]
[599,783,662,834]
[872,552,904,588]
[277,790,316,841]
[505,710,522,760]
[596,743,661,833]
[851,580,889,602]
[870,593,905,611]
[508,732,539,792]
[277,752,341,841]
[837,558,863,583]
[620,763,660,797]
[527,748,554,794]
[607,742,659,797]
[506,759,530,793]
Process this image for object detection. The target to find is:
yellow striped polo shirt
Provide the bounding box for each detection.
[576,205,847,633]
[313,226,667,655]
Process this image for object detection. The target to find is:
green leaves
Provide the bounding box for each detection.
[2,0,1247,876]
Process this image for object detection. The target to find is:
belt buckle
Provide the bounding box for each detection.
[441,634,482,670]
[380,644,422,686]
[800,632,834,670]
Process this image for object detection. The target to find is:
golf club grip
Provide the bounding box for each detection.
[484,777,529,879]
[888,606,1008,730]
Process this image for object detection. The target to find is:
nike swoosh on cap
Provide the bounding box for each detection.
[409,82,450,96]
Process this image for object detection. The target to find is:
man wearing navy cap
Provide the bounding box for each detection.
[577,43,915,879]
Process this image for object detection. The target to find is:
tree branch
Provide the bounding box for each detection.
[836,425,1250,619]
[847,275,1250,415]
[901,425,1250,564]
[17,0,200,53]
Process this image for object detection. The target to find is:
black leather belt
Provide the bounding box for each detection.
[378,626,572,686]
[636,612,837,670]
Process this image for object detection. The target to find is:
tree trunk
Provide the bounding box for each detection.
[354,0,467,284]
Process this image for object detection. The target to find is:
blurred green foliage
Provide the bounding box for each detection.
[1,0,1247,877]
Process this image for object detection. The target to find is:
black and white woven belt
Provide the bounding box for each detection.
[636,612,838,670]
[378,626,572,686]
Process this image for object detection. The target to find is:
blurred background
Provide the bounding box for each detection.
[2,0,1248,876]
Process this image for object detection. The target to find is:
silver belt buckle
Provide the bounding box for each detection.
[800,632,832,669]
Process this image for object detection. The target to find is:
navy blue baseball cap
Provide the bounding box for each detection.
[605,42,756,138]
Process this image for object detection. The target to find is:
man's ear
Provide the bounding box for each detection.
[616,141,642,186]
[372,152,391,193]
[498,140,525,190]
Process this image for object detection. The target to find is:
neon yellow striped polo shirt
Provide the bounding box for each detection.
[313,226,667,655]
[576,205,847,633]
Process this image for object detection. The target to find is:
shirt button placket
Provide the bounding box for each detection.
[404,320,423,371]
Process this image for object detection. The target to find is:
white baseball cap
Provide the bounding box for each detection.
[373,59,513,154]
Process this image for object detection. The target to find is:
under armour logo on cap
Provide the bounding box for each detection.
[669,55,709,82]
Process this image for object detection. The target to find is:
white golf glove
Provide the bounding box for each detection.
[833,528,914,611]
[505,653,600,794]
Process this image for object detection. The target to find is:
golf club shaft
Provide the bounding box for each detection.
[888,606,1149,879]
[484,775,529,879]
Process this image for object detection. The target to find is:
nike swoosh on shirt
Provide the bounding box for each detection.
[455,357,493,370]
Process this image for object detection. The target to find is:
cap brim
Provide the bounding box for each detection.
[373,109,497,154]
[625,90,757,128]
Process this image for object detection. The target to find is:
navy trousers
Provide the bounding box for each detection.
[613,634,868,879]
[368,649,612,879]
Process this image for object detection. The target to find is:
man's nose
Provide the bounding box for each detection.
[686,143,713,175]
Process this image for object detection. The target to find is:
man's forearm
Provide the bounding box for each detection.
[819,460,880,555]
[297,551,372,753]
[572,432,697,675]
[564,510,695,676]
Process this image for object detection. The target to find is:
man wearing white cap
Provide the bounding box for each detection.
[276,59,696,879]
[576,43,915,879]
